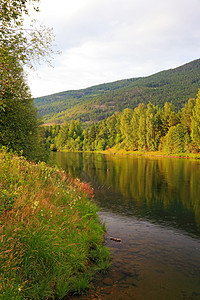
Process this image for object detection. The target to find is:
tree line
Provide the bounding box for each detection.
[42,90,200,154]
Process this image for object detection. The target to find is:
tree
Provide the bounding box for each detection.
[0,0,55,160]
[181,98,195,134]
[120,108,134,149]
[0,0,39,23]
[0,53,38,159]
[65,120,83,151]
[106,115,117,147]
[0,0,54,69]
[191,91,200,149]
[83,128,90,151]
[95,120,108,150]
[163,124,190,153]
[146,103,162,151]
[55,122,69,150]
[137,104,147,151]
[161,102,179,137]
[146,103,156,151]
[129,108,139,150]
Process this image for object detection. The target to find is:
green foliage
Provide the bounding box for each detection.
[40,91,200,154]
[55,122,68,150]
[180,98,195,133]
[120,108,134,149]
[0,148,110,299]
[0,0,39,24]
[35,59,200,125]
[0,0,54,69]
[161,102,179,135]
[0,0,55,161]
[146,102,161,151]
[137,104,147,151]
[162,124,190,153]
[55,120,83,151]
[191,91,200,148]
[0,49,42,160]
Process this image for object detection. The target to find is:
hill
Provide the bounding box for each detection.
[34,58,200,124]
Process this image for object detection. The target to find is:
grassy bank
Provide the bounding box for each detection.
[102,148,200,159]
[0,148,110,299]
[58,148,200,160]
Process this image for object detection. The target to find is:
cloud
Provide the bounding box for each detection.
[27,0,200,97]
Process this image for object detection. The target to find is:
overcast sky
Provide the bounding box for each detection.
[27,0,200,97]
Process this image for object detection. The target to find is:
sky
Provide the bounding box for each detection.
[27,0,200,97]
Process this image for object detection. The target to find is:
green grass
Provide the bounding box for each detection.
[0,147,110,299]
[102,148,200,160]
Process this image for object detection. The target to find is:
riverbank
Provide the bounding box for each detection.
[101,148,200,159]
[0,148,110,299]
[57,147,200,160]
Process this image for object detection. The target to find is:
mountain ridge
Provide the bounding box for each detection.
[34,58,200,124]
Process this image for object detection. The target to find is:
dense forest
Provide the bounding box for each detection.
[35,59,200,125]
[42,90,200,154]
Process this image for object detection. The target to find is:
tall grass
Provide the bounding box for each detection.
[0,148,110,299]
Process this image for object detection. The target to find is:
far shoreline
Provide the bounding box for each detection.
[56,148,200,160]
[101,149,200,160]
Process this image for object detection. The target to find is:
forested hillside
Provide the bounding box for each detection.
[42,90,200,155]
[35,58,200,124]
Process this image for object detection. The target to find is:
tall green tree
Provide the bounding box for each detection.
[66,120,83,151]
[163,124,190,153]
[137,104,147,151]
[146,103,162,151]
[191,91,200,149]
[120,108,134,149]
[161,102,179,137]
[0,0,55,160]
[55,122,69,150]
[0,52,38,159]
[146,102,156,151]
[95,120,108,150]
[130,107,140,150]
[88,124,96,150]
[181,98,196,134]
[106,114,117,147]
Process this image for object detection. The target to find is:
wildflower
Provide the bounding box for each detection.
[31,200,39,210]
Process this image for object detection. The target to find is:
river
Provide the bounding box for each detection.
[53,152,200,300]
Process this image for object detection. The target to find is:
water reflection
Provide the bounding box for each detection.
[53,152,200,237]
[55,152,200,299]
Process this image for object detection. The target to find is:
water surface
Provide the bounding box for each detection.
[54,152,200,299]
